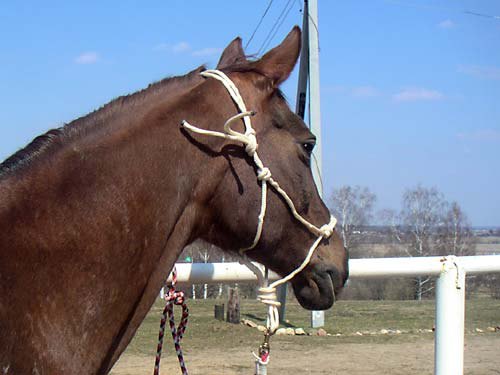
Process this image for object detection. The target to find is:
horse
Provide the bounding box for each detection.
[0,26,348,374]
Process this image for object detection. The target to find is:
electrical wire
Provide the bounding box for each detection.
[245,0,275,50]
[384,0,500,22]
[257,0,295,56]
[464,10,500,20]
[261,0,297,54]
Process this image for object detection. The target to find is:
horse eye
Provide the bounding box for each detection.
[302,141,315,155]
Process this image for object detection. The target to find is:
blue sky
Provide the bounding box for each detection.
[1,1,499,226]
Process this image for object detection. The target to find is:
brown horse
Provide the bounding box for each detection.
[0,27,348,374]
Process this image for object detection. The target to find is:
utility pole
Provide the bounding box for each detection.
[277,0,312,325]
[297,0,326,328]
[279,0,324,327]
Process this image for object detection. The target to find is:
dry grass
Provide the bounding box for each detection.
[122,297,500,357]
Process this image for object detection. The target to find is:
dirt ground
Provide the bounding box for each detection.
[111,334,500,375]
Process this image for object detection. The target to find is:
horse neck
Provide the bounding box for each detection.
[0,71,229,373]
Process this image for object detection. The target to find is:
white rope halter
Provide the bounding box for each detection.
[181,69,337,337]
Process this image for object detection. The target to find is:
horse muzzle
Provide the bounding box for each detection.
[291,263,349,311]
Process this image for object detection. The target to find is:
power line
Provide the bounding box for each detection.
[245,0,275,50]
[464,10,500,20]
[384,0,500,22]
[261,0,296,54]
[257,0,295,56]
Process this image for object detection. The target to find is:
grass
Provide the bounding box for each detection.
[123,297,500,357]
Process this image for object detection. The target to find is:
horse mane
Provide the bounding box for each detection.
[0,65,206,178]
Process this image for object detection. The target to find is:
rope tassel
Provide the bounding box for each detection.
[154,267,189,375]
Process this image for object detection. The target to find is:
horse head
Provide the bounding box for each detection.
[190,27,348,310]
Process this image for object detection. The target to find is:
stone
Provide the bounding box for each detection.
[285,327,295,335]
[316,328,327,336]
[295,328,307,335]
[380,329,389,334]
[275,328,287,336]
[475,328,484,333]
[241,319,257,328]
[355,331,363,336]
[487,327,496,332]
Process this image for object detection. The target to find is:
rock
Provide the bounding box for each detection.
[380,329,389,334]
[241,319,257,328]
[316,328,327,336]
[335,333,342,337]
[257,325,267,332]
[395,330,402,334]
[487,327,496,332]
[355,331,363,336]
[295,328,307,335]
[285,327,295,335]
[475,328,484,333]
[275,328,287,336]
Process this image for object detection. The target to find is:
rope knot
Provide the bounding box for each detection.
[318,215,337,238]
[257,286,280,307]
[166,289,186,305]
[245,133,258,156]
[257,167,272,181]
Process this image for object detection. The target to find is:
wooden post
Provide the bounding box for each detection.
[214,303,225,321]
[226,287,240,324]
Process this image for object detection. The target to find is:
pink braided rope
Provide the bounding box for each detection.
[153,267,189,375]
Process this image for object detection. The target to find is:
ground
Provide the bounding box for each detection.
[109,298,500,375]
[112,335,499,374]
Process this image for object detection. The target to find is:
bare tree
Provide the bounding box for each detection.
[438,201,476,256]
[329,185,376,252]
[381,186,447,300]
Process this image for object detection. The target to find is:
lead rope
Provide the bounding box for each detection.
[154,266,189,375]
[181,69,337,374]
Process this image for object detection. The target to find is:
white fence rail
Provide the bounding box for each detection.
[167,255,500,375]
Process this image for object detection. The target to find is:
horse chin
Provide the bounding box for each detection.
[291,266,343,311]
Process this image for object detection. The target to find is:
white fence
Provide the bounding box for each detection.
[167,255,500,375]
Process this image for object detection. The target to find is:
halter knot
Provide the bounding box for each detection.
[319,215,337,238]
[256,285,281,334]
[257,286,280,307]
[244,133,258,156]
[257,167,272,181]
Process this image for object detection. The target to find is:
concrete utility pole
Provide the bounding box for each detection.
[279,0,326,328]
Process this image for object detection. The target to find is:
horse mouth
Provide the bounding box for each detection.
[291,265,347,310]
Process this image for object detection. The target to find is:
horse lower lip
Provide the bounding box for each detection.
[310,269,336,305]
[323,271,336,301]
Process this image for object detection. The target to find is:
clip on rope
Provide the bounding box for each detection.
[154,266,189,375]
[181,69,338,373]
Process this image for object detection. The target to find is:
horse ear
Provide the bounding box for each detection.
[217,37,246,69]
[255,26,301,86]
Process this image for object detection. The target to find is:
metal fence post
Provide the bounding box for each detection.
[434,256,465,375]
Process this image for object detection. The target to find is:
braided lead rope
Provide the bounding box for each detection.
[181,69,337,365]
[154,267,189,375]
